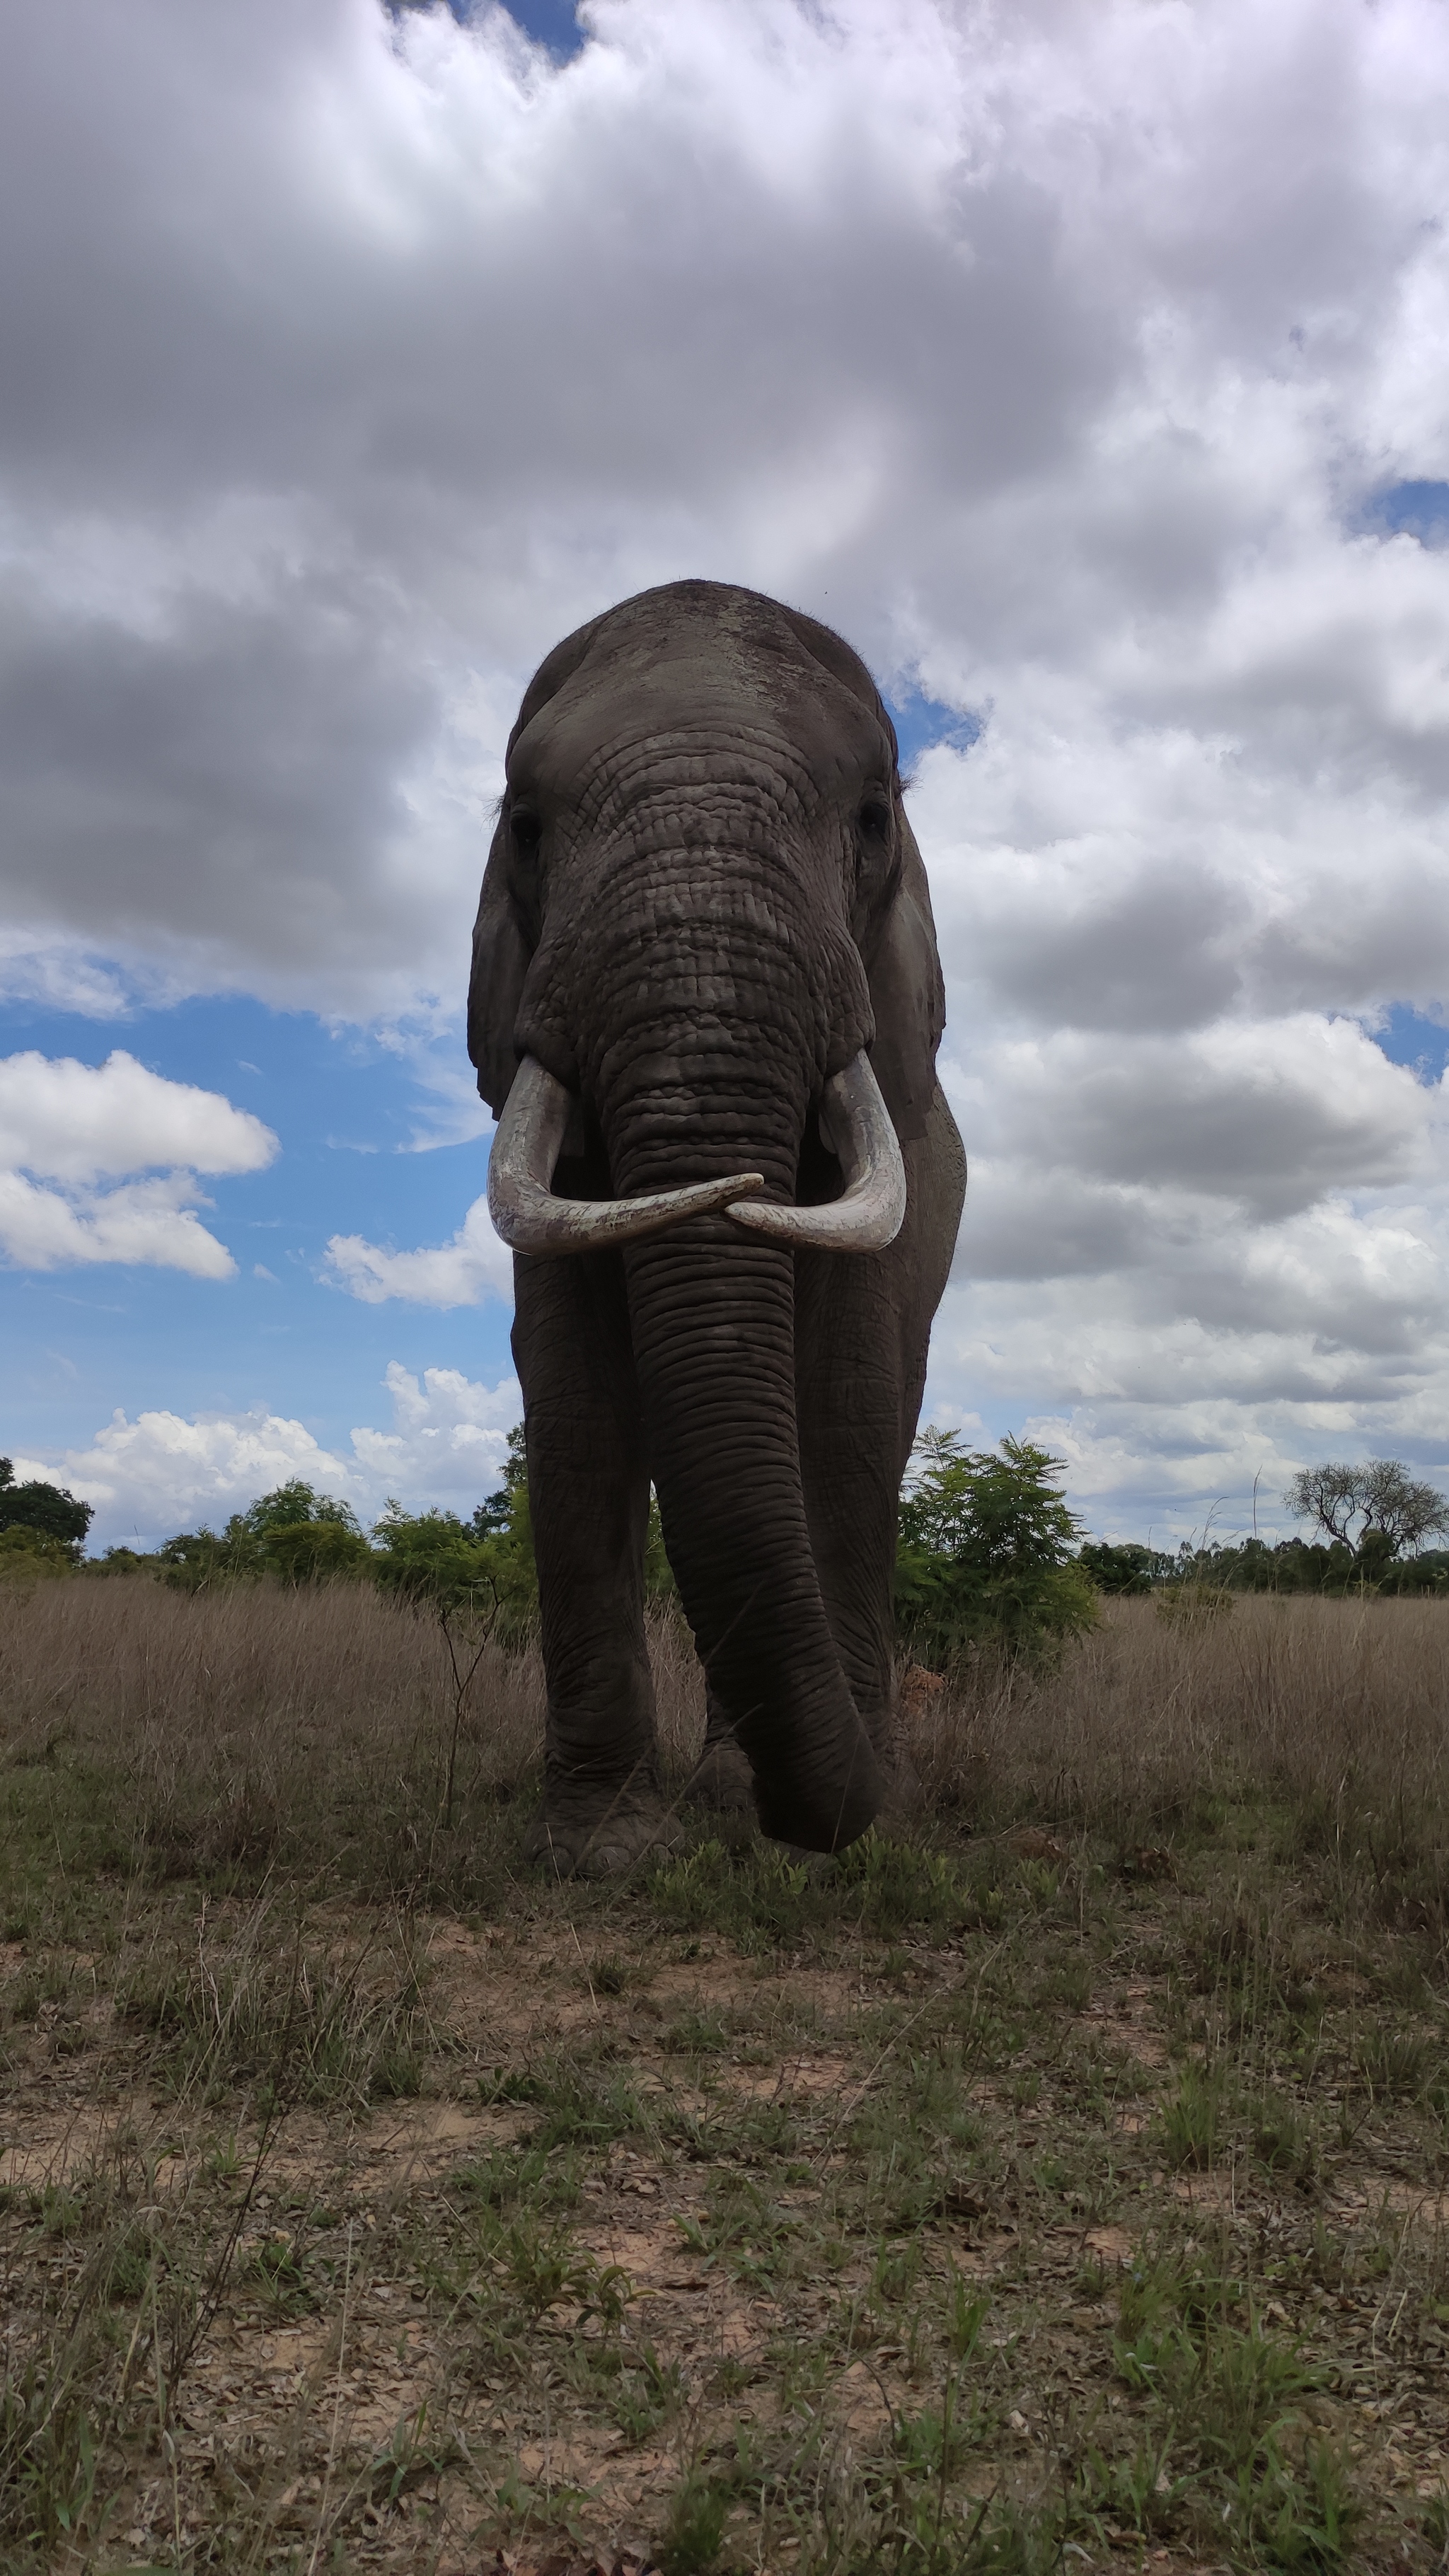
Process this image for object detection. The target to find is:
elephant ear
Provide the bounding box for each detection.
[863,813,947,1147]
[467,816,530,1116]
[468,608,612,1115]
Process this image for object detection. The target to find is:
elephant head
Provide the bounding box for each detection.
[468,580,949,1852]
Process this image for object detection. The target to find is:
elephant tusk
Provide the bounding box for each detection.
[487,1055,766,1254]
[724,1051,906,1252]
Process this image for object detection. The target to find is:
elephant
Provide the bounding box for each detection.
[468,579,966,1874]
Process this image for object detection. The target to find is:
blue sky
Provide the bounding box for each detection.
[4,0,1449,1551]
[0,994,510,1485]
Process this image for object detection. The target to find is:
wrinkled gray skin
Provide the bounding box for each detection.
[468,581,966,1874]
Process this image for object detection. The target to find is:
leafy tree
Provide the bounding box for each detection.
[259,1517,373,1582]
[1285,1459,1449,1562]
[371,1504,490,1606]
[0,1454,93,1558]
[159,1482,370,1586]
[89,1545,160,1578]
[895,1430,1099,1668]
[470,1427,529,1538]
[239,1480,362,1538]
[644,1493,679,1604]
[1378,1547,1449,1597]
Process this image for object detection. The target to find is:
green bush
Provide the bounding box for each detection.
[895,1430,1099,1670]
[0,1523,75,1579]
[374,1428,538,1637]
[160,1480,370,1587]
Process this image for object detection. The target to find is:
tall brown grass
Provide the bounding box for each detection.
[2,1577,1445,1916]
[904,1591,1449,1923]
[0,1574,703,1897]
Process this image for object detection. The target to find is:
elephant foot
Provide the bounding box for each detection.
[524,1792,680,1881]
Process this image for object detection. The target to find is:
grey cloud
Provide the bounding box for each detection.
[1044,1064,1415,1218]
[952,1156,1445,1359]
[972,1022,1428,1221]
[980,866,1244,1034]
[0,0,1140,1005]
[954,1166,1150,1281]
[0,0,1443,1030]
[0,569,446,1007]
[1246,888,1449,1025]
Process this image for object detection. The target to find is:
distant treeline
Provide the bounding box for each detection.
[1080,1536,1449,1599]
[5,1439,1446,1669]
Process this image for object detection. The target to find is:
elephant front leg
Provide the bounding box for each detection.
[792,1248,926,1782]
[512,1246,671,1877]
[685,1681,756,1826]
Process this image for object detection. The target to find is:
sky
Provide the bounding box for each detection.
[2,0,1449,1553]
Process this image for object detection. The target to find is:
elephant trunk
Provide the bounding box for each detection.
[623,1219,885,1851]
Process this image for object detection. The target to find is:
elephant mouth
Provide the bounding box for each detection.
[487,1050,906,1258]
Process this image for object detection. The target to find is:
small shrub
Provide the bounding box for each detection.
[662,2468,729,2575]
[896,1431,1100,1669]
[1156,2062,1228,2169]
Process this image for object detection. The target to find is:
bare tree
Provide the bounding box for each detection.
[1358,1460,1449,1552]
[1285,1460,1449,1555]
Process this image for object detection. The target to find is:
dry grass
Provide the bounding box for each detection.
[0,1577,705,1901]
[5,1576,1445,1918]
[4,1579,1449,2573]
[904,1593,1449,1925]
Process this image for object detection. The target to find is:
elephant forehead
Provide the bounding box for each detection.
[516,705,814,811]
[513,669,887,817]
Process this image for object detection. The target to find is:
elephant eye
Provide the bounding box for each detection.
[858,794,891,844]
[510,807,543,859]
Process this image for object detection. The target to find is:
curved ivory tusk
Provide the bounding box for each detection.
[488,1055,766,1254]
[724,1051,906,1251]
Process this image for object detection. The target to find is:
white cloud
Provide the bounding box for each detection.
[0,1050,277,1275]
[325,1188,512,1306]
[15,1359,521,1548]
[12,1408,362,1545]
[0,1048,276,1183]
[348,1360,520,1500]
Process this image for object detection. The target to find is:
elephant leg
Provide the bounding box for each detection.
[686,1680,757,1820]
[511,1247,669,1877]
[795,1098,967,1777]
[793,1250,906,1762]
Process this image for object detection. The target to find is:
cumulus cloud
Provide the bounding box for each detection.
[6,0,1449,1520]
[14,1359,521,1548]
[325,1189,512,1305]
[348,1359,520,1498]
[0,1050,277,1274]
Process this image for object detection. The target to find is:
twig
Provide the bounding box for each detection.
[438,1579,498,1833]
[307,2220,354,2576]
